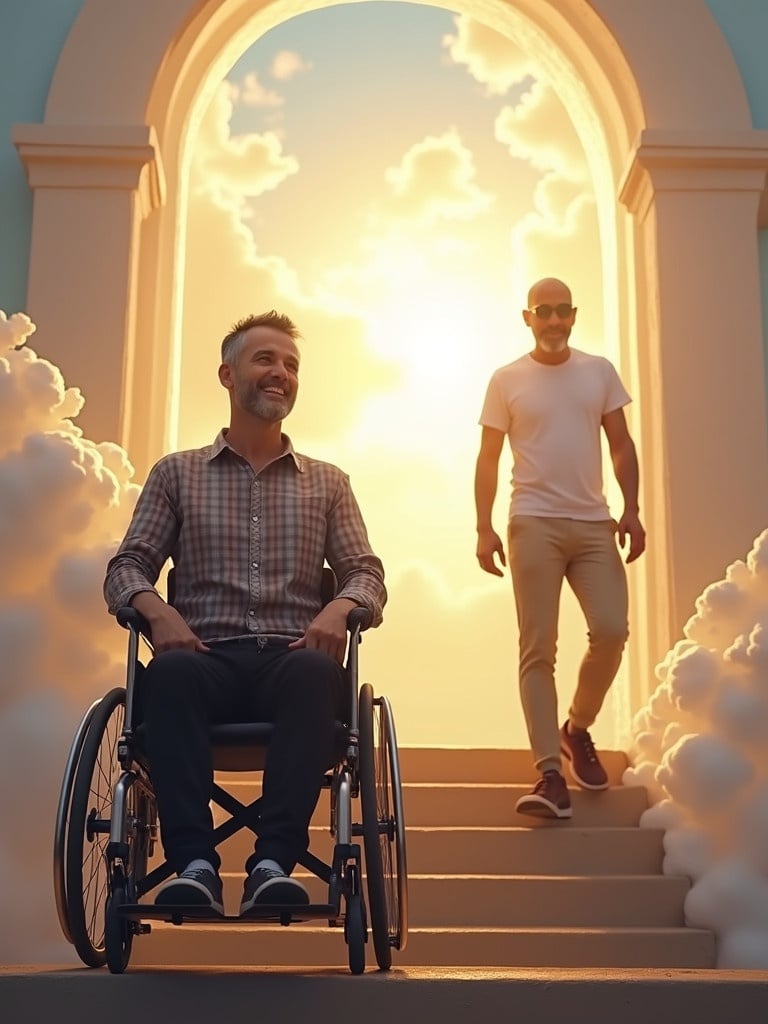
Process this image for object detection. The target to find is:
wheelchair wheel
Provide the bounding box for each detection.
[53,698,100,944]
[65,687,126,967]
[344,864,366,976]
[358,683,408,970]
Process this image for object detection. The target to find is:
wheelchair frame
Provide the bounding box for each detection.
[54,599,408,974]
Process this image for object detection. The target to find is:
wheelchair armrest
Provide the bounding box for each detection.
[116,606,152,640]
[347,606,372,633]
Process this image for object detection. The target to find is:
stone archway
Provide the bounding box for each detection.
[13,0,768,710]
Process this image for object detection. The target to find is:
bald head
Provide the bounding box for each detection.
[522,277,577,358]
[527,278,572,308]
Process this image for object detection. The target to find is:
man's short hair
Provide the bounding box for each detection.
[221,311,301,363]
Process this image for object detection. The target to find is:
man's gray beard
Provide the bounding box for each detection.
[538,331,570,352]
[237,382,295,421]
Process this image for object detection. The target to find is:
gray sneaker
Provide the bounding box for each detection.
[239,865,309,916]
[154,866,224,915]
[515,770,572,819]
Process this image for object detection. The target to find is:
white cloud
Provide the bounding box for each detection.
[236,71,283,108]
[630,527,768,966]
[638,798,682,831]
[662,825,717,880]
[382,129,494,224]
[442,15,534,95]
[271,50,313,81]
[495,80,588,182]
[685,859,768,932]
[657,733,753,814]
[193,82,298,198]
[666,645,720,715]
[711,675,768,748]
[0,339,84,456]
[0,319,139,963]
[684,576,757,652]
[0,310,35,347]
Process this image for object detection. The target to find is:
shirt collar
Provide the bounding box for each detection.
[208,429,304,472]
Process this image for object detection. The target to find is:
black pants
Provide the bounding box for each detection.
[141,641,346,876]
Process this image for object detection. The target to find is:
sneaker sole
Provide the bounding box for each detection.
[240,878,310,916]
[515,796,572,820]
[154,880,224,915]
[560,746,610,791]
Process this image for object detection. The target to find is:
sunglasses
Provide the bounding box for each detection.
[528,303,576,319]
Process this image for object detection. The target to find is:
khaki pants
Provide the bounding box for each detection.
[507,516,629,774]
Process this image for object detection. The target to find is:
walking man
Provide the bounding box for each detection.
[474,278,645,819]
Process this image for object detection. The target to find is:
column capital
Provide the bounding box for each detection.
[12,123,165,218]
[619,129,768,224]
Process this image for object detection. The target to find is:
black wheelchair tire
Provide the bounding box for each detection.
[53,699,99,945]
[358,683,393,970]
[105,870,133,974]
[65,687,126,968]
[344,865,366,976]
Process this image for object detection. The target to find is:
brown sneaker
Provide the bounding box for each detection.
[560,721,609,790]
[515,770,572,819]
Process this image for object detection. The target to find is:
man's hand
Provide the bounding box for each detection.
[617,511,646,564]
[130,592,210,654]
[289,598,357,663]
[476,527,507,577]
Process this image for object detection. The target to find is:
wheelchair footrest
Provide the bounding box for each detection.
[119,902,338,926]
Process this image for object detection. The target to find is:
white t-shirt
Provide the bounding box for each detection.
[479,347,631,520]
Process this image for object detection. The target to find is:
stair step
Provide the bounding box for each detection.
[387,747,630,784]
[216,747,630,786]
[214,825,666,875]
[6,966,767,1024]
[213,781,648,827]
[130,923,715,969]
[404,874,690,927]
[137,746,710,971]
[218,872,690,927]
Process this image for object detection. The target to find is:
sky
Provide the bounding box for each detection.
[176,4,624,751]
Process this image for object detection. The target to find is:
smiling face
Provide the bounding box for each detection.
[522,278,577,354]
[219,326,300,422]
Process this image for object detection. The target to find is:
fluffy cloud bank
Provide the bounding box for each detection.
[0,313,140,962]
[626,529,768,967]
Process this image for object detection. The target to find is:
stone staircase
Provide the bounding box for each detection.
[130,747,716,969]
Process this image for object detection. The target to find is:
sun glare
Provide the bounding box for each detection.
[354,280,494,454]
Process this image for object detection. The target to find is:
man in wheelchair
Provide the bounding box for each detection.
[103,310,386,919]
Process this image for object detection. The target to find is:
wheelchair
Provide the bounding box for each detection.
[53,569,408,974]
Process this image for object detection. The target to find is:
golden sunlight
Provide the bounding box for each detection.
[174,5,628,749]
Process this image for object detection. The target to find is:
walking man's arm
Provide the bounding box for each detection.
[602,407,646,563]
[475,426,507,577]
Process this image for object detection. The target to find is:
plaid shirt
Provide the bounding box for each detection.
[104,431,386,642]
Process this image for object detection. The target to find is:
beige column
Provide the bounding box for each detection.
[12,124,164,447]
[620,130,768,652]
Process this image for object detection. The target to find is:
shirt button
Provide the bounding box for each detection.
[252,516,258,522]
[251,561,258,568]
[248,610,255,616]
